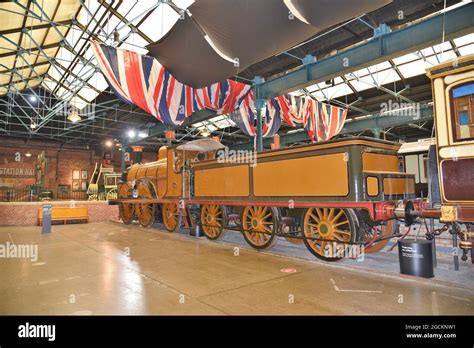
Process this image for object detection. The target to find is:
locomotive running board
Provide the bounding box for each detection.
[109,198,399,220]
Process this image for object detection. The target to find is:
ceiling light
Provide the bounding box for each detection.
[201,129,211,137]
[67,110,81,123]
[105,140,113,147]
[138,132,147,138]
[29,95,37,102]
[30,122,37,129]
[128,130,136,138]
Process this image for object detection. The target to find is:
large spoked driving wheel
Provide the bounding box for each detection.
[118,183,134,225]
[201,204,226,240]
[241,206,278,250]
[162,203,180,232]
[302,207,356,261]
[136,181,156,228]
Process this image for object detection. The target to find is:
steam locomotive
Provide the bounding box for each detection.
[112,54,474,262]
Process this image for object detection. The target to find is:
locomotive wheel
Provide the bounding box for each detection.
[118,183,134,225]
[241,206,278,250]
[136,182,156,228]
[162,203,180,232]
[363,220,399,253]
[201,204,226,240]
[302,207,356,262]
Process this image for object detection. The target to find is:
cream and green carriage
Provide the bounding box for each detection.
[87,163,120,200]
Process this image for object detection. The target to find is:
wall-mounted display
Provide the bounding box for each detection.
[72,180,80,191]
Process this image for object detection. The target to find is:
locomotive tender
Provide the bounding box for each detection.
[112,54,474,262]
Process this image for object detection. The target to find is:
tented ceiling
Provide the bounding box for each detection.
[284,0,392,28]
[147,0,392,88]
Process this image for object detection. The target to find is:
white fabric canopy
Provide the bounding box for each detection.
[176,138,227,152]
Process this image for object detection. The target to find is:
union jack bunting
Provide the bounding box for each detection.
[91,42,347,143]
[91,41,251,126]
[234,94,283,138]
[228,94,256,137]
[280,95,312,126]
[304,100,347,142]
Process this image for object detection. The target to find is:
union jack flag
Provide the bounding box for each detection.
[305,100,347,142]
[91,41,251,126]
[91,42,347,144]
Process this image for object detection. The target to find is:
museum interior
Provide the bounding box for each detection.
[0,0,473,332]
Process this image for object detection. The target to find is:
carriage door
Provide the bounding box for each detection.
[438,77,474,204]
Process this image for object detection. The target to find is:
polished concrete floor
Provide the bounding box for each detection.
[0,222,473,315]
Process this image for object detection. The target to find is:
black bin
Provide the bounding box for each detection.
[398,239,434,278]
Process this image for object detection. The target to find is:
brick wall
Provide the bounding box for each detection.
[0,137,159,190]
[0,201,119,226]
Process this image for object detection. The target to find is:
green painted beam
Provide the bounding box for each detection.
[257,3,474,99]
[128,109,217,145]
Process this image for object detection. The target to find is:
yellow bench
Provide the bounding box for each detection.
[38,207,89,225]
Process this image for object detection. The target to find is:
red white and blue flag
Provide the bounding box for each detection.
[91,41,347,143]
[91,41,251,126]
[304,100,347,142]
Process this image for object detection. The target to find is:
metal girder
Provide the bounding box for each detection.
[133,109,217,145]
[96,0,157,45]
[0,42,60,58]
[230,105,434,150]
[0,20,73,36]
[256,3,474,99]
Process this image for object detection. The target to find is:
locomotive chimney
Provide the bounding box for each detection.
[131,146,144,164]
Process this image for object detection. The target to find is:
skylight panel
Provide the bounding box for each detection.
[345,78,373,93]
[139,5,181,43]
[120,34,149,55]
[88,71,109,91]
[458,44,474,56]
[77,87,99,103]
[322,84,353,100]
[453,33,474,46]
[397,59,427,79]
[392,52,420,65]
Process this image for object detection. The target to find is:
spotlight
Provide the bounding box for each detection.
[105,140,113,147]
[29,95,37,102]
[138,132,147,138]
[30,122,37,129]
[67,111,81,123]
[25,151,32,157]
[128,130,136,138]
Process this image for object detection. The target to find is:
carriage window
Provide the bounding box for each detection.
[451,82,474,142]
